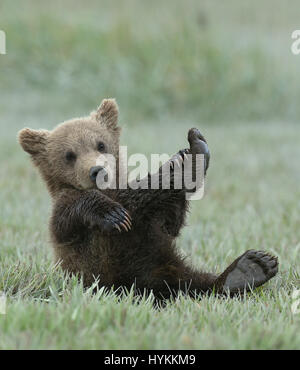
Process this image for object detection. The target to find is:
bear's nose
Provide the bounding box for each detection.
[89,166,105,183]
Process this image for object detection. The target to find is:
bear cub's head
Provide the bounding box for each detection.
[18,99,121,195]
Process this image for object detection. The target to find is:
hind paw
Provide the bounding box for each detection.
[217,249,279,293]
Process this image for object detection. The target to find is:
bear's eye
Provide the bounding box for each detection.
[65,151,77,162]
[97,142,106,152]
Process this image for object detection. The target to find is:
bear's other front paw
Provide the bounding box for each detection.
[91,205,132,234]
[187,128,210,173]
[216,250,279,294]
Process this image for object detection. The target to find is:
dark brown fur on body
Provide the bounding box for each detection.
[18,99,278,301]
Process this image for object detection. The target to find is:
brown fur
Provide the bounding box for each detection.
[18,99,278,301]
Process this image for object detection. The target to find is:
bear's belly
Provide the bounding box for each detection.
[53,224,175,291]
[53,230,148,288]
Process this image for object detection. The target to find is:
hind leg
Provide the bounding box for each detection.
[147,249,278,301]
[215,250,279,294]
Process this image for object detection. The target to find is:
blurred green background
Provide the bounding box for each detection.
[0,0,299,350]
[1,0,300,124]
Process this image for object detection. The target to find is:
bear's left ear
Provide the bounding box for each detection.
[18,128,50,156]
[95,98,119,131]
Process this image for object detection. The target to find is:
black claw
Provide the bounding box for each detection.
[120,222,129,232]
[99,206,132,234]
[114,224,121,233]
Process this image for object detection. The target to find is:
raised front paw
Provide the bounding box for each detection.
[216,249,279,294]
[92,205,132,234]
[187,128,210,173]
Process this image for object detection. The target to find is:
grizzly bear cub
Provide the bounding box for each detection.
[19,99,278,301]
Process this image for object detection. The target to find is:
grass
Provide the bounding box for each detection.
[0,0,299,350]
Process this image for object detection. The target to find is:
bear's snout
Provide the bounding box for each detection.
[89,166,107,183]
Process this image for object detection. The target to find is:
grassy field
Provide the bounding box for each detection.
[0,0,299,350]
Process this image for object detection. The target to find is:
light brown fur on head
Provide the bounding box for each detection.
[18,98,121,196]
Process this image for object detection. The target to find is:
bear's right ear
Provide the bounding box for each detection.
[18,128,50,156]
[95,98,119,131]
